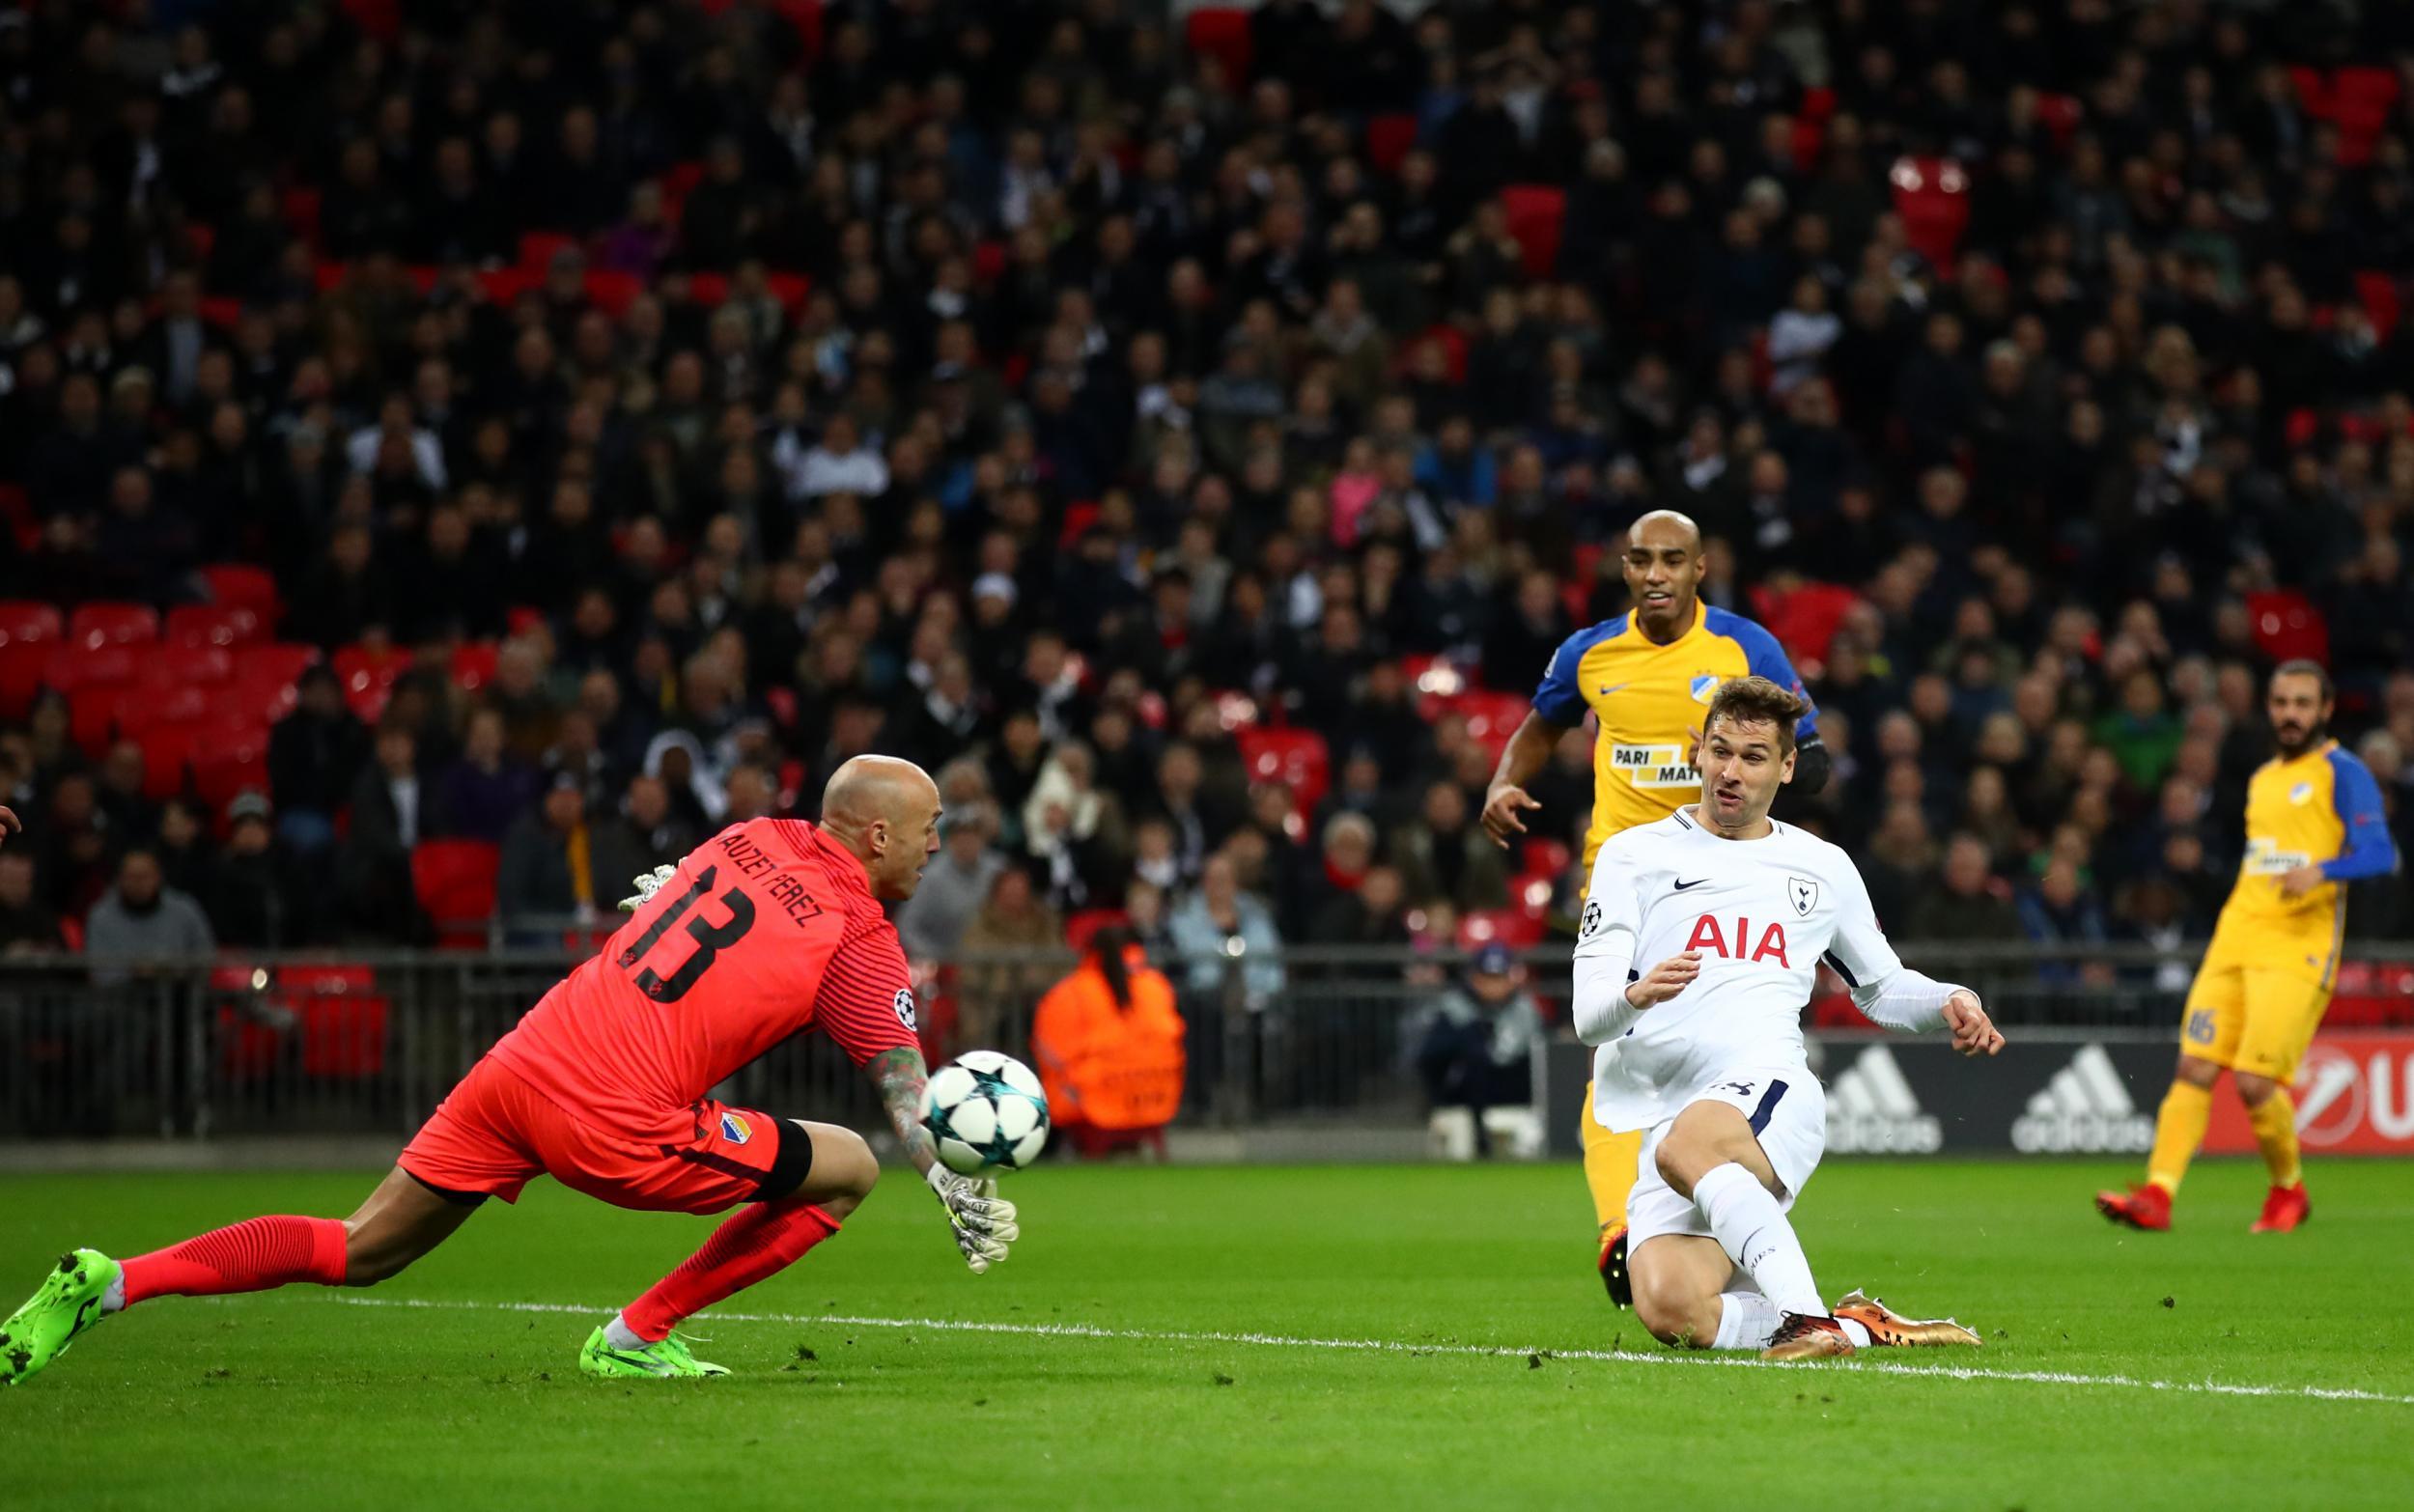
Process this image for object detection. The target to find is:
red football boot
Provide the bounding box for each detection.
[1761,1313,1855,1361]
[1597,1223,1631,1308]
[2095,1182,2173,1231]
[2249,1183,2311,1234]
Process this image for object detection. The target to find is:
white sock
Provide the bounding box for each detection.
[603,1313,649,1351]
[100,1271,126,1314]
[1710,1291,1784,1351]
[1839,1318,1872,1348]
[1691,1162,1824,1317]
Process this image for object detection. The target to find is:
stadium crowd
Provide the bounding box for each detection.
[5,0,2414,1008]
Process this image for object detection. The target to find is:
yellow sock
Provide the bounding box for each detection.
[1579,1084,1642,1238]
[2146,1080,2213,1194]
[2246,1090,2302,1189]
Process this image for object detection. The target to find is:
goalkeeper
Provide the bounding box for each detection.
[2,759,1020,1386]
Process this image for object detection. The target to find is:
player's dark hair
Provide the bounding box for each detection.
[2272,658,2334,701]
[1703,676,1809,755]
[1090,924,1136,1009]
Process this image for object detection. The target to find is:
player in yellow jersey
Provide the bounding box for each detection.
[1481,511,1828,1305]
[2098,660,2397,1234]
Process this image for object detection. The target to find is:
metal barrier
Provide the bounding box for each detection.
[2,940,2409,1142]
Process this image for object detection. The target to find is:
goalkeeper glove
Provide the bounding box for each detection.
[926,1162,1020,1274]
[618,864,679,913]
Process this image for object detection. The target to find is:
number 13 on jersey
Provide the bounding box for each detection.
[619,865,757,1003]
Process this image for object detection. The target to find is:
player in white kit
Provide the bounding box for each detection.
[1571,677,2006,1360]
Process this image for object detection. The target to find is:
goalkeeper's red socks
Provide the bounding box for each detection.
[616,1201,841,1345]
[118,1216,350,1307]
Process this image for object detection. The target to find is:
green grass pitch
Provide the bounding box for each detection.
[3,1158,2408,1510]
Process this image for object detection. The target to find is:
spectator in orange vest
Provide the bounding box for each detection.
[1030,926,1186,1159]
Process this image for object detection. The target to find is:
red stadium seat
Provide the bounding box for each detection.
[120,682,216,735]
[1236,726,1332,813]
[68,602,160,650]
[340,0,400,42]
[1749,580,1861,675]
[280,964,388,1078]
[2245,590,2329,666]
[0,602,61,648]
[136,722,195,801]
[1519,837,1572,884]
[69,686,127,755]
[772,0,824,63]
[135,644,235,691]
[1444,690,1531,762]
[1057,499,1103,548]
[279,186,322,246]
[2354,270,2401,341]
[1500,185,1566,279]
[0,643,49,719]
[764,271,811,313]
[1889,155,1971,269]
[198,563,282,624]
[333,643,405,721]
[1365,114,1418,174]
[660,161,706,225]
[1403,654,1469,718]
[1184,7,1251,86]
[412,840,502,949]
[237,641,318,687]
[2289,65,2333,118]
[188,724,272,813]
[224,645,315,724]
[44,642,139,699]
[585,269,643,316]
[475,266,541,306]
[2334,62,2400,163]
[0,485,34,553]
[2327,962,2414,1028]
[2035,93,2084,149]
[452,641,500,693]
[518,231,576,270]
[1457,909,1544,951]
[164,603,263,649]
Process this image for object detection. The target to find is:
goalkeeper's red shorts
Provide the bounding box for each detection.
[398,1054,810,1214]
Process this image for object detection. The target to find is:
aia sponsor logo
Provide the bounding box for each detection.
[1683,913,1789,966]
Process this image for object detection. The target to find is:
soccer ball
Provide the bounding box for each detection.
[920,1050,1051,1174]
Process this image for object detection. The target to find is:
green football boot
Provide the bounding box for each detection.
[577,1325,730,1379]
[1,1248,121,1386]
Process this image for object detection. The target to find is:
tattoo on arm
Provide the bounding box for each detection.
[866,1046,939,1174]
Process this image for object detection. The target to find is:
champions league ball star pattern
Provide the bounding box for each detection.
[921,1050,1052,1175]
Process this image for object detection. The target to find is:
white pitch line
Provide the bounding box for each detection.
[323,1295,2414,1408]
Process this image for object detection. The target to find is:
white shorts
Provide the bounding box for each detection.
[1626,1069,1828,1257]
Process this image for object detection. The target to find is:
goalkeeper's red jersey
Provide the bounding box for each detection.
[486,819,922,1141]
